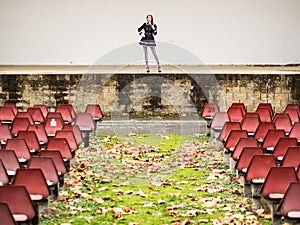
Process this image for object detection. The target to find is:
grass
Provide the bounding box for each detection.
[41,134,271,225]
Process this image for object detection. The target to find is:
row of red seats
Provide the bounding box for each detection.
[0,103,103,224]
[202,102,300,224]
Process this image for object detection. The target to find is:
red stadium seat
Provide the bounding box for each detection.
[0,107,15,124]
[27,124,48,145]
[254,122,276,143]
[0,150,20,176]
[17,131,41,154]
[0,124,12,145]
[5,138,31,163]
[27,107,45,124]
[227,106,243,122]
[0,159,9,186]
[11,118,31,136]
[218,122,241,142]
[281,147,300,169]
[0,202,17,225]
[273,137,298,161]
[201,103,219,120]
[261,129,285,152]
[33,104,48,118]
[210,112,229,132]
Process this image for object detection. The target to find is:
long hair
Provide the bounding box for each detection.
[146,14,154,25]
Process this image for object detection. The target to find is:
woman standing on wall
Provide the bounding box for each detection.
[138,14,161,73]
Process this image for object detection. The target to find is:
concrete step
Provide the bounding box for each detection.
[96,120,207,135]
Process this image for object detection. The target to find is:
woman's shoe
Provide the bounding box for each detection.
[158,67,162,72]
[146,68,150,73]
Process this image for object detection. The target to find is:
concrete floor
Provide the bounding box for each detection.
[0,64,299,75]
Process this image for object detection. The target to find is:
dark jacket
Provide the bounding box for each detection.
[138,22,157,46]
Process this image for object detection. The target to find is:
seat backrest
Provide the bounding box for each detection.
[0,203,17,225]
[45,138,73,161]
[281,147,300,168]
[0,159,9,185]
[44,116,64,136]
[210,112,229,131]
[3,103,18,115]
[254,122,276,142]
[273,137,298,161]
[5,138,31,163]
[231,137,259,160]
[0,186,36,222]
[12,168,50,200]
[58,104,76,119]
[0,150,20,176]
[289,122,300,141]
[284,108,299,124]
[15,112,34,125]
[16,131,40,153]
[27,107,45,124]
[255,107,272,122]
[27,124,48,145]
[245,154,277,184]
[256,103,273,117]
[231,103,246,116]
[11,118,31,136]
[85,104,103,121]
[33,104,48,118]
[261,129,286,152]
[39,150,67,175]
[0,124,12,144]
[241,116,260,135]
[55,106,73,123]
[218,122,241,142]
[201,103,219,120]
[27,157,59,186]
[285,104,300,115]
[63,124,83,145]
[260,167,297,200]
[74,113,95,131]
[54,130,78,151]
[274,116,293,134]
[235,147,264,173]
[227,106,243,122]
[278,182,300,218]
[0,107,15,123]
[224,130,248,152]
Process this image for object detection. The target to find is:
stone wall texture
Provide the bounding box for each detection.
[0,73,299,116]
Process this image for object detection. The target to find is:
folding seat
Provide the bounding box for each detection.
[27,124,48,146]
[273,137,298,161]
[256,103,273,117]
[227,106,243,122]
[274,115,293,135]
[230,137,258,174]
[55,106,73,124]
[75,113,96,147]
[285,103,300,114]
[3,103,18,115]
[217,121,241,143]
[12,168,50,202]
[58,104,76,120]
[281,147,300,169]
[44,115,64,137]
[210,112,229,132]
[33,104,48,118]
[27,157,60,198]
[241,116,260,136]
[63,124,83,146]
[201,103,219,121]
[260,167,298,224]
[244,155,277,209]
[255,107,272,122]
[15,112,34,124]
[235,147,263,175]
[254,121,276,143]
[0,159,9,186]
[17,130,41,154]
[0,123,12,145]
[27,107,45,124]
[0,202,17,225]
[0,186,38,224]
[11,118,31,136]
[261,129,286,152]
[54,130,78,151]
[39,150,67,185]
[224,130,248,153]
[45,138,73,162]
[0,107,15,124]
[85,104,104,135]
[5,138,31,163]
[231,103,246,116]
[288,122,300,143]
[0,150,20,176]
[276,182,300,224]
[284,108,299,125]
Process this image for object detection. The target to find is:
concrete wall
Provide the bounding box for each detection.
[1,74,299,116]
[0,0,300,65]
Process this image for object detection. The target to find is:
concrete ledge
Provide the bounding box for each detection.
[0,65,299,75]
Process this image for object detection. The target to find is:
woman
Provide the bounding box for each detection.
[138,14,161,73]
